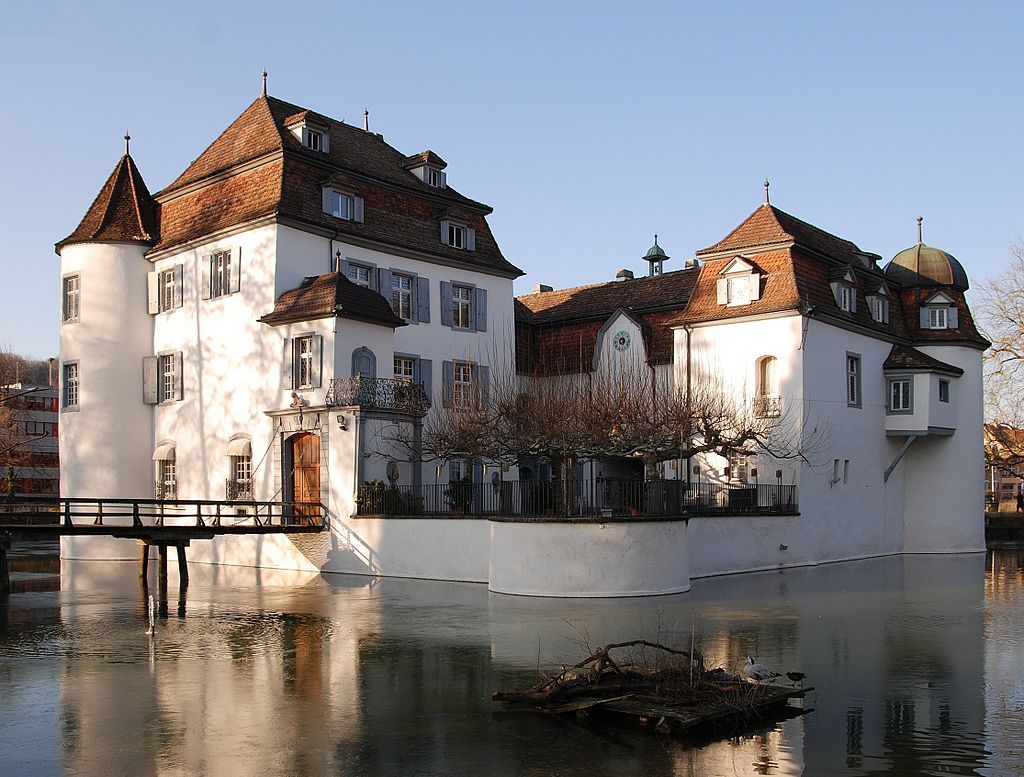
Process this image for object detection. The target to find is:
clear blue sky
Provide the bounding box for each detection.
[2,1,1022,359]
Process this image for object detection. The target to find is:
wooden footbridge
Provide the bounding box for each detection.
[0,496,327,594]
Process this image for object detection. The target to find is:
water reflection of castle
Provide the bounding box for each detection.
[52,552,1001,775]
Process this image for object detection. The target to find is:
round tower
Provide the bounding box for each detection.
[56,138,157,503]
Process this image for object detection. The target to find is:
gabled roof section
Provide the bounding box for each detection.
[719,256,759,275]
[259,271,407,328]
[57,154,158,251]
[883,344,964,376]
[698,203,863,265]
[923,290,956,305]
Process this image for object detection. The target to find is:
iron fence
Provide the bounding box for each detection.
[325,376,430,415]
[356,479,797,518]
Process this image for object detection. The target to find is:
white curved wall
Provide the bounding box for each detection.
[58,242,153,500]
[488,519,690,597]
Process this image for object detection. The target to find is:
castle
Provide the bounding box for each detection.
[56,91,987,596]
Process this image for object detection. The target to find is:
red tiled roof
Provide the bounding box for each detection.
[698,203,864,266]
[883,344,963,375]
[515,269,698,373]
[895,287,989,348]
[259,271,406,328]
[150,95,521,275]
[668,250,800,326]
[57,154,158,250]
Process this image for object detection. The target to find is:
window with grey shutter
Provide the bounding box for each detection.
[920,306,931,329]
[201,256,212,300]
[147,272,160,314]
[230,247,241,293]
[282,338,293,390]
[173,265,184,307]
[440,219,450,245]
[474,364,490,406]
[353,196,365,223]
[473,288,487,332]
[418,358,433,404]
[174,351,184,400]
[417,277,431,323]
[143,356,158,404]
[716,278,728,305]
[748,272,760,301]
[310,334,323,388]
[442,360,454,407]
[439,281,453,327]
[466,228,476,251]
[948,305,959,329]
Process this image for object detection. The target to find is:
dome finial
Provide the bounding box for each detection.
[124,132,131,156]
[916,215,923,244]
[764,179,770,204]
[262,68,268,97]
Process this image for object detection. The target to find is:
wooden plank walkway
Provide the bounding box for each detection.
[0,496,327,593]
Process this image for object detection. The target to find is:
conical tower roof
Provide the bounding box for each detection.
[57,151,158,251]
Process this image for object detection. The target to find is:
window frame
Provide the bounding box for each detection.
[209,249,232,299]
[158,353,177,404]
[347,262,373,288]
[938,378,950,403]
[452,360,474,409]
[451,283,473,329]
[868,294,890,324]
[726,274,751,305]
[62,273,81,323]
[928,306,948,330]
[846,352,862,408]
[306,128,323,152]
[887,376,913,414]
[391,272,415,320]
[448,223,465,249]
[61,361,79,411]
[394,355,416,382]
[294,335,315,390]
[159,267,176,312]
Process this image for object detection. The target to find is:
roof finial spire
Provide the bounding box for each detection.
[364,108,369,132]
[916,215,923,244]
[124,132,131,156]
[262,69,268,97]
[764,179,770,205]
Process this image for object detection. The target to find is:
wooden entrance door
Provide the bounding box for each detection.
[291,432,320,524]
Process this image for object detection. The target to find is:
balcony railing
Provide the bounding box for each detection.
[325,377,430,415]
[357,478,798,518]
[154,481,177,500]
[753,394,782,418]
[225,479,254,501]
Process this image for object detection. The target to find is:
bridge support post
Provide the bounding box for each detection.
[0,541,10,596]
[176,545,189,587]
[158,544,168,587]
[139,542,150,585]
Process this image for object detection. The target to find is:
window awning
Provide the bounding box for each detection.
[152,442,176,461]
[226,437,252,457]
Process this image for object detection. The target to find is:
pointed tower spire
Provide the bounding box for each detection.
[56,154,158,251]
[764,179,771,205]
[124,132,131,156]
[916,215,923,244]
[262,69,268,97]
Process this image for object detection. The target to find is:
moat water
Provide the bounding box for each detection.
[1,543,1022,776]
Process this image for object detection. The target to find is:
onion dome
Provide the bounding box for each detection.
[643,235,669,263]
[885,217,969,291]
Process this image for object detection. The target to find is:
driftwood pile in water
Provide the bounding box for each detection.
[492,640,811,736]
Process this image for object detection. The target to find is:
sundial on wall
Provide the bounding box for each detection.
[612,330,631,351]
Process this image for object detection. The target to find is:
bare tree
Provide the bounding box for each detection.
[371,353,825,486]
[978,244,1024,467]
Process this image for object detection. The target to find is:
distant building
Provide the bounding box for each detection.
[55,90,989,595]
[984,423,1024,510]
[1,383,59,497]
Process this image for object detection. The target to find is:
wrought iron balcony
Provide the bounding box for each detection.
[154,481,177,500]
[325,377,430,415]
[225,478,254,501]
[753,394,782,418]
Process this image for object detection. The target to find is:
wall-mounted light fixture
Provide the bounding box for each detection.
[336,414,348,431]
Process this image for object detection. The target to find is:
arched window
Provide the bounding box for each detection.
[226,435,253,500]
[152,440,177,499]
[351,347,377,378]
[755,357,780,417]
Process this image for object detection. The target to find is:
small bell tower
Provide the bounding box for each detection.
[643,234,669,277]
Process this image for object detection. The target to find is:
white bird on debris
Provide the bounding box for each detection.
[743,656,780,683]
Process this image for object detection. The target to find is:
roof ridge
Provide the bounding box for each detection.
[517,267,696,300]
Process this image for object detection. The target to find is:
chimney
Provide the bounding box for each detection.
[532,283,553,293]
[616,269,634,281]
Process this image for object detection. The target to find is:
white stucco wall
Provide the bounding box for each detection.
[488,519,690,597]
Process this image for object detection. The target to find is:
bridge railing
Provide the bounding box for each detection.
[0,496,327,529]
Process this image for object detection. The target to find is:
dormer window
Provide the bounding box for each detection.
[715,257,761,307]
[427,168,443,188]
[440,219,476,251]
[868,295,890,324]
[322,186,365,222]
[286,115,331,154]
[830,268,857,313]
[920,291,959,330]
[404,150,448,188]
[306,128,324,152]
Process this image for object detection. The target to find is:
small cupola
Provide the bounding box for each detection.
[885,216,969,291]
[404,150,447,188]
[643,234,669,276]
